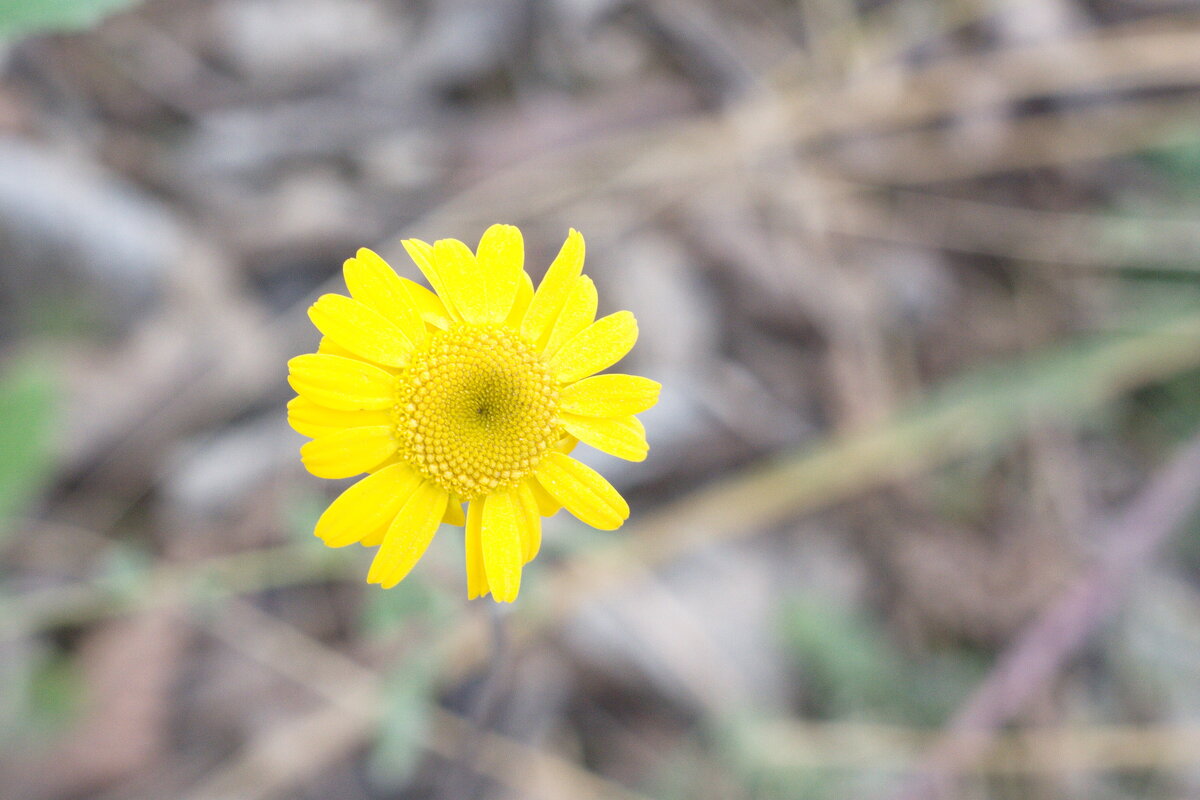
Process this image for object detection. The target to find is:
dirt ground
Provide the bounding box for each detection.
[5,1,1200,798]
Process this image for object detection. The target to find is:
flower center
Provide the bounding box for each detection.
[396,325,560,499]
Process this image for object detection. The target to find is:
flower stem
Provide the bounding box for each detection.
[442,602,511,798]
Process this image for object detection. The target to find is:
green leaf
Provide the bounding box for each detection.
[0,0,142,39]
[776,595,987,726]
[0,642,84,748]
[367,653,438,786]
[27,647,84,735]
[359,569,454,639]
[281,485,327,545]
[99,543,154,601]
[0,359,58,541]
[777,595,907,718]
[1140,130,1200,202]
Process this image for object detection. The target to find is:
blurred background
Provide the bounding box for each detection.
[5,0,1200,798]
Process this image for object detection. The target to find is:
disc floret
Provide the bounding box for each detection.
[398,325,559,499]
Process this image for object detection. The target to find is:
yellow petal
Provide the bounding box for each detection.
[481,491,523,603]
[432,238,493,324]
[367,480,448,588]
[287,396,391,439]
[521,229,585,346]
[316,335,398,372]
[549,310,638,385]
[504,270,535,328]
[474,224,524,324]
[360,529,386,547]
[401,277,452,329]
[402,238,455,315]
[300,426,398,479]
[560,414,648,462]
[514,482,542,563]
[533,452,629,530]
[443,496,466,526]
[308,294,414,367]
[560,374,661,417]
[465,500,489,599]
[527,476,562,516]
[287,354,397,410]
[344,249,428,347]
[543,276,597,359]
[316,336,363,361]
[315,463,422,547]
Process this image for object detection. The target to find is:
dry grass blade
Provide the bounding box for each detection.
[819,188,1200,270]
[179,598,654,800]
[377,19,1200,247]
[0,542,351,644]
[792,18,1200,141]
[825,95,1200,185]
[747,720,1200,774]
[888,430,1200,799]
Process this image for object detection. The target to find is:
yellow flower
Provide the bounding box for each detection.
[287,225,660,602]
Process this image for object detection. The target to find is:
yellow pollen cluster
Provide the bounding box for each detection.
[396,325,560,499]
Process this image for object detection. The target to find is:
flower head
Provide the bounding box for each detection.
[287,225,660,602]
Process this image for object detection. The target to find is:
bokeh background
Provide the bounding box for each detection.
[5,1,1200,798]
